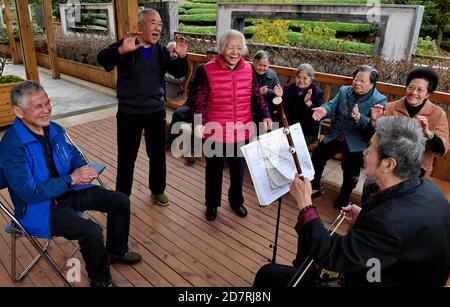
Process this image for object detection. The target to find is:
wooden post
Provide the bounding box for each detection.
[14,0,39,82]
[113,0,138,40]
[3,0,19,64]
[42,0,60,79]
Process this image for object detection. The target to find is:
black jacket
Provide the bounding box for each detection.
[300,178,450,287]
[282,83,324,142]
[97,40,188,114]
[254,68,280,120]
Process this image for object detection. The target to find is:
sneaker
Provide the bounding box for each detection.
[151,193,169,206]
[90,279,117,287]
[109,251,142,265]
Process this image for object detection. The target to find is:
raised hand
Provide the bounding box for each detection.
[274,84,283,97]
[118,32,144,55]
[351,103,361,122]
[416,115,433,139]
[370,104,385,125]
[304,88,313,107]
[173,34,188,58]
[312,107,327,121]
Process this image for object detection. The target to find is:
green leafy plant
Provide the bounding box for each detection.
[416,36,439,56]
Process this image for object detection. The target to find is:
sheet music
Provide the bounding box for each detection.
[241,123,315,207]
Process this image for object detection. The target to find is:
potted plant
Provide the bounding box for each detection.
[0,57,23,127]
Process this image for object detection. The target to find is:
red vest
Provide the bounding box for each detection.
[204,55,255,143]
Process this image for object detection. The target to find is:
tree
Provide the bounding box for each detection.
[436,0,450,48]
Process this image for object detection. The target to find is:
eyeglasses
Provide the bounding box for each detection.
[406,85,427,94]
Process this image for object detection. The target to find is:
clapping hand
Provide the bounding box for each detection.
[312,107,327,121]
[274,84,283,97]
[118,32,144,55]
[304,89,313,107]
[351,103,361,122]
[173,34,188,58]
[370,104,385,124]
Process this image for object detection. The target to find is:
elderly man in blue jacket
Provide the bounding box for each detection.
[310,65,387,210]
[0,81,141,287]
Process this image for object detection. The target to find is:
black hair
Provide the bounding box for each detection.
[405,67,439,94]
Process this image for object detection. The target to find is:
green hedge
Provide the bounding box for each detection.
[179,2,216,10]
[289,21,375,35]
[177,25,257,36]
[178,25,216,35]
[0,26,44,45]
[192,0,217,3]
[179,13,216,26]
[286,32,373,55]
[184,9,216,15]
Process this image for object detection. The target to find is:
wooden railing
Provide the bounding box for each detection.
[167,53,450,182]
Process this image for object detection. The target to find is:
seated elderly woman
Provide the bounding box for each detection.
[254,116,450,287]
[252,50,282,121]
[310,65,387,210]
[193,30,272,221]
[282,63,324,145]
[362,67,450,203]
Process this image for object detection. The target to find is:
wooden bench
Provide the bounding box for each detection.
[166,53,450,200]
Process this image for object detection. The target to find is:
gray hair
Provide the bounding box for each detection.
[10,81,45,109]
[352,65,379,85]
[217,30,248,55]
[375,116,426,179]
[138,8,159,26]
[253,50,270,63]
[296,63,316,81]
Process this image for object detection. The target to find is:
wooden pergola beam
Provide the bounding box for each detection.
[14,0,39,82]
[42,0,60,79]
[3,0,19,64]
[113,0,138,40]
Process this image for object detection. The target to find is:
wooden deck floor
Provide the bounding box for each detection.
[0,117,349,287]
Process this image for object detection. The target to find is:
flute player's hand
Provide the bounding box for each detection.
[289,177,313,211]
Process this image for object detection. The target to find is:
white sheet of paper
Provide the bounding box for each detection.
[241,123,315,207]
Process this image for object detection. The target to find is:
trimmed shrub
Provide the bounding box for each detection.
[179,13,216,26]
[179,2,217,10]
[178,25,216,35]
[184,9,216,15]
[287,32,374,55]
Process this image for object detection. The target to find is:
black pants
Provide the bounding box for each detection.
[254,263,318,288]
[116,111,166,196]
[310,139,363,202]
[205,142,245,208]
[167,105,193,149]
[50,187,130,282]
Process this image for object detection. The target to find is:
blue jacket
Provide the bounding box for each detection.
[322,85,386,152]
[0,119,94,238]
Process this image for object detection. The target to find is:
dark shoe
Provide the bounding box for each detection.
[231,205,247,218]
[184,156,197,164]
[311,186,323,198]
[90,279,117,287]
[333,197,350,211]
[206,207,217,221]
[109,251,142,265]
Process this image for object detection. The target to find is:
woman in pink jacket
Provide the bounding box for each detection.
[193,30,274,221]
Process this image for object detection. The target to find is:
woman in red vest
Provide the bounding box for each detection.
[193,30,273,221]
